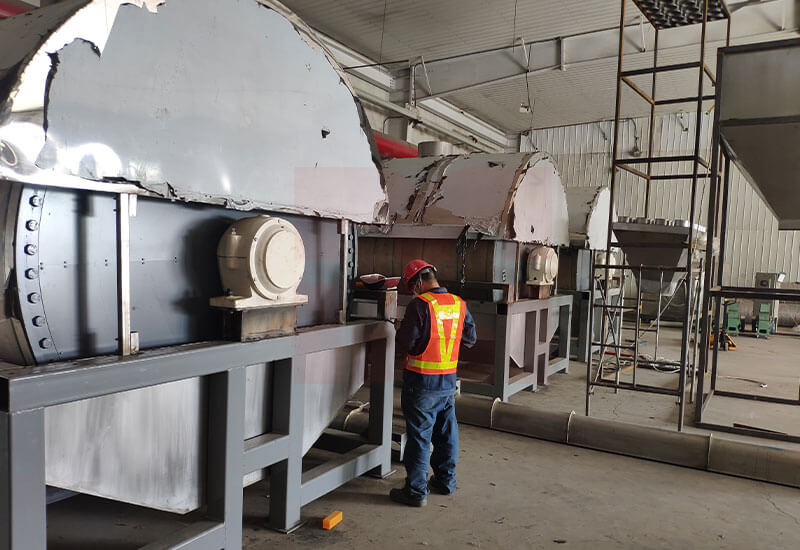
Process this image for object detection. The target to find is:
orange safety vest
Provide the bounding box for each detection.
[405,291,466,375]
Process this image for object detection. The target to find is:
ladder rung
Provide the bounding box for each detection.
[621,76,654,105]
[596,305,638,311]
[621,61,700,78]
[594,262,690,273]
[591,343,636,350]
[616,155,708,166]
[655,95,715,106]
[650,173,711,180]
[616,162,650,180]
[607,243,689,249]
[703,63,716,85]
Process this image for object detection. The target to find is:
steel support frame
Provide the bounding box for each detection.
[0,321,394,549]
[586,0,730,431]
[691,34,800,441]
[562,286,622,363]
[696,285,800,439]
[460,294,572,401]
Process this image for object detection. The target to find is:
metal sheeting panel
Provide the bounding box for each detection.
[718,39,800,230]
[25,188,342,364]
[565,186,612,249]
[377,152,569,245]
[524,113,800,286]
[0,0,386,223]
[281,0,635,63]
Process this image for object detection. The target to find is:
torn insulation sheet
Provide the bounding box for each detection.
[0,0,387,223]
[371,152,569,246]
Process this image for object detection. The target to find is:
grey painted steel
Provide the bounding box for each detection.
[717,38,800,230]
[455,395,800,490]
[138,522,226,550]
[0,321,395,548]
[460,295,572,401]
[0,0,386,224]
[563,286,621,362]
[0,183,354,512]
[0,409,46,550]
[13,184,345,364]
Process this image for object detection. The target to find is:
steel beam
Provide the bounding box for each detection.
[0,321,396,546]
[0,409,45,550]
[406,1,794,103]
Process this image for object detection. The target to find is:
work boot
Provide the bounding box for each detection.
[428,477,456,495]
[389,488,427,507]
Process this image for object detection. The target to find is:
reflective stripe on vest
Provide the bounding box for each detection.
[406,291,466,375]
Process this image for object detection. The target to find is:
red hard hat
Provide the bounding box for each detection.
[402,259,436,291]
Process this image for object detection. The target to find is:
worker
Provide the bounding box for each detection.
[390,259,477,507]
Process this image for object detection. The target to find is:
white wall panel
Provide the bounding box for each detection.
[523,113,800,286]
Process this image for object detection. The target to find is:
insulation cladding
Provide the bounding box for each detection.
[523,112,800,287]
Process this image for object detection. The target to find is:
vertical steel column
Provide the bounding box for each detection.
[339,219,351,324]
[655,271,663,360]
[599,0,627,369]
[689,258,703,404]
[678,0,710,431]
[367,331,394,478]
[586,257,597,416]
[0,409,46,550]
[117,193,132,355]
[644,29,660,217]
[268,357,304,532]
[633,267,642,388]
[206,366,247,548]
[696,27,728,417]
[710,155,732,392]
[495,309,512,401]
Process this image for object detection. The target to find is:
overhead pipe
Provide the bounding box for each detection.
[373,130,418,159]
[356,89,499,153]
[0,1,31,17]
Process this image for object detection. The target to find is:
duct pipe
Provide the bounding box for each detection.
[356,89,499,153]
[373,131,418,159]
[333,392,800,488]
[454,395,800,489]
[0,1,31,17]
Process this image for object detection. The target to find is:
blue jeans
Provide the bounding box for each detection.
[401,386,458,499]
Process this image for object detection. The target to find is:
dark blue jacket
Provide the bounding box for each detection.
[396,287,477,392]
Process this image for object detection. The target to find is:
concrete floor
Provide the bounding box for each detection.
[48,424,800,549]
[47,327,800,548]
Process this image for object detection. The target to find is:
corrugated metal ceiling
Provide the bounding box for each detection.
[281,0,641,63]
[282,0,799,133]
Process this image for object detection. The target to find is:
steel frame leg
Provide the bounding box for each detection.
[0,409,46,550]
[268,358,304,533]
[206,367,247,548]
[367,337,394,478]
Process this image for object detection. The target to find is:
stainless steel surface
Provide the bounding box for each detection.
[564,186,613,249]
[718,38,800,230]
[0,0,388,516]
[116,193,132,356]
[0,0,387,224]
[417,141,451,157]
[377,152,569,245]
[612,218,705,295]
